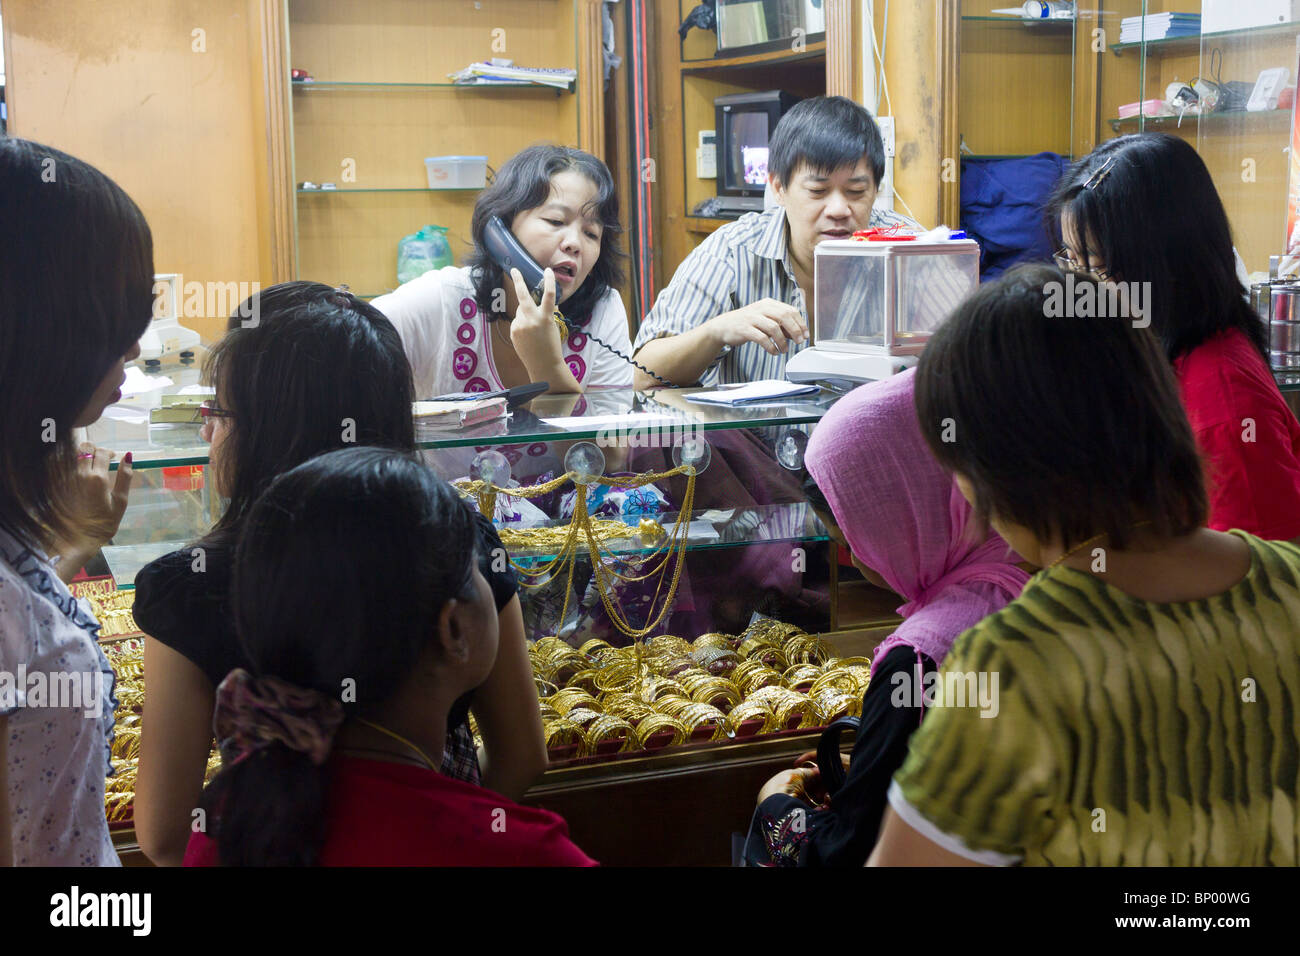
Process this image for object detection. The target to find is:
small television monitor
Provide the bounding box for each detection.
[715,91,801,201]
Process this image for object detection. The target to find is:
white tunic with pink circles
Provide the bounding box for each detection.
[372,265,634,402]
[372,266,635,484]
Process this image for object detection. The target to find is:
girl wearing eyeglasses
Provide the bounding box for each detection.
[1047,133,1300,542]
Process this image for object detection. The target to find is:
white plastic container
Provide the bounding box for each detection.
[424,155,488,189]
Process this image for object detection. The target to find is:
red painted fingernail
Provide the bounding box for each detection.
[123,452,133,464]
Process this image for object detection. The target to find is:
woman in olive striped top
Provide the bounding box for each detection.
[868,264,1300,867]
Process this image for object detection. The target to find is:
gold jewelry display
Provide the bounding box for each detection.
[514,619,876,763]
[634,713,690,749]
[583,714,636,753]
[456,458,695,646]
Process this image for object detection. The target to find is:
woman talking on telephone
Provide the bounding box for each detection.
[373,144,634,399]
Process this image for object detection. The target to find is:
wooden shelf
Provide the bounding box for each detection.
[681,38,826,74]
[1110,21,1300,57]
[683,215,733,235]
[835,579,904,630]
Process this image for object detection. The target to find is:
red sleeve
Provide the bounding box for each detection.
[182,830,218,867]
[1192,413,1300,540]
[1177,331,1300,541]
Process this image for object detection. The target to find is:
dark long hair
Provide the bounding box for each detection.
[200,282,415,550]
[916,263,1207,553]
[202,447,480,866]
[466,144,625,326]
[1045,133,1266,362]
[0,138,153,548]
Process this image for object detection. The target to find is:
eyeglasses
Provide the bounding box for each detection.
[1052,249,1111,282]
[191,401,232,424]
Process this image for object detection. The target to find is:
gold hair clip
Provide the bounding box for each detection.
[1083,156,1117,191]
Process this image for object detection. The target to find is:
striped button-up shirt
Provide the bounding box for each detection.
[634,204,917,385]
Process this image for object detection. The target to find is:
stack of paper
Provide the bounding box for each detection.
[685,380,820,406]
[448,59,576,90]
[1119,12,1200,43]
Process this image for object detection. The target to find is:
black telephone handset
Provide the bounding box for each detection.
[481,215,676,387]
[484,215,548,305]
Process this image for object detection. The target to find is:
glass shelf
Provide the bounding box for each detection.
[296,186,481,194]
[101,502,827,589]
[102,386,836,469]
[291,79,573,93]
[1110,21,1300,57]
[101,542,184,591]
[960,15,1073,31]
[1108,108,1292,132]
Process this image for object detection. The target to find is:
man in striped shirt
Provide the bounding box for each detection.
[632,96,918,388]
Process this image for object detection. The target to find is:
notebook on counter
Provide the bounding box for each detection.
[412,397,508,431]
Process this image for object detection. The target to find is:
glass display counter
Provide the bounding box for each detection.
[91,382,896,864]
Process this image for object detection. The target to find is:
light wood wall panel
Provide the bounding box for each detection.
[3,0,275,343]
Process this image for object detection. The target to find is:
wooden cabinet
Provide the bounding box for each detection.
[648,0,860,303]
[273,0,607,299]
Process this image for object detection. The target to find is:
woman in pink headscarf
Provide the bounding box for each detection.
[744,368,1030,866]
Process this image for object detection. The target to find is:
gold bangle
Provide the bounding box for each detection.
[578,638,613,658]
[784,635,835,665]
[537,703,561,721]
[690,645,740,676]
[654,694,693,718]
[533,635,569,655]
[726,699,774,735]
[813,691,862,724]
[743,619,803,645]
[684,677,742,710]
[645,634,692,656]
[549,687,601,715]
[834,656,875,670]
[542,718,584,751]
[735,664,782,696]
[843,666,872,695]
[745,684,801,708]
[634,712,690,749]
[593,662,640,693]
[635,676,686,702]
[675,702,729,740]
[771,692,820,730]
[810,668,857,699]
[540,649,590,685]
[782,663,822,692]
[583,714,636,753]
[535,677,559,699]
[692,632,736,651]
[600,692,656,722]
[562,668,601,694]
[563,707,604,729]
[732,658,775,686]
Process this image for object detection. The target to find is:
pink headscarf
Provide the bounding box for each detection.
[806,368,1030,675]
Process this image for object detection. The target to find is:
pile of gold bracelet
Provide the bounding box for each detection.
[102,639,221,827]
[504,620,871,761]
[83,588,141,640]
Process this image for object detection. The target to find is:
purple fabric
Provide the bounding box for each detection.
[805,369,1030,674]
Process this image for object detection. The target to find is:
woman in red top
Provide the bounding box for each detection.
[1048,133,1300,541]
[184,447,594,867]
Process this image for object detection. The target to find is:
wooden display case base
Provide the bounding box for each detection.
[524,731,822,865]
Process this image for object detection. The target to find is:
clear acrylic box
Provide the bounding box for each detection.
[813,238,980,355]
